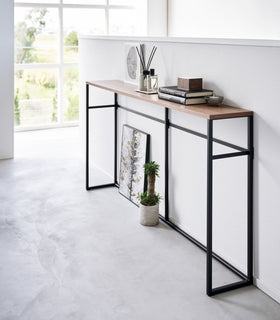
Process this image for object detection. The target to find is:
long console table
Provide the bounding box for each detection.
[85,80,254,297]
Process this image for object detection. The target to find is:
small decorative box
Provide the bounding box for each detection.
[177,77,203,91]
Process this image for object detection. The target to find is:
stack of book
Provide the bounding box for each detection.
[158,86,213,105]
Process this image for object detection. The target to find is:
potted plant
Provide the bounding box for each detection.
[138,161,161,226]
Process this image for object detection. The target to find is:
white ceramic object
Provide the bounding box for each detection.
[139,203,159,226]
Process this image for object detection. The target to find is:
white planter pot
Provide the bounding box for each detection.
[139,203,159,226]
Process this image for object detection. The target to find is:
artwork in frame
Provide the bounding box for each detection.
[119,125,150,205]
[124,43,142,84]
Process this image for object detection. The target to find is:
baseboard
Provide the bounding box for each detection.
[255,278,280,304]
[0,155,14,160]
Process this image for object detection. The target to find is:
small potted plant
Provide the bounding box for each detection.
[138,161,161,226]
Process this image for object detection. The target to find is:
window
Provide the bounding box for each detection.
[14,1,147,129]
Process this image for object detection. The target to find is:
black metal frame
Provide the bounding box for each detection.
[85,83,254,296]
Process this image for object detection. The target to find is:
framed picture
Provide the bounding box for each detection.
[124,43,142,84]
[119,125,150,205]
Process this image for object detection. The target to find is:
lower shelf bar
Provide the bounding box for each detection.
[211,279,252,296]
[118,105,165,124]
[159,215,247,281]
[169,122,248,153]
[213,137,248,152]
[88,104,115,109]
[169,122,206,139]
[87,183,117,190]
[213,151,250,160]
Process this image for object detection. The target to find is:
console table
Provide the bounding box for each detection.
[85,80,254,297]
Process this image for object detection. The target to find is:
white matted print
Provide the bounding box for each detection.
[124,43,141,84]
[119,125,150,205]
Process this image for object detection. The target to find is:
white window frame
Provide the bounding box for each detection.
[14,0,136,131]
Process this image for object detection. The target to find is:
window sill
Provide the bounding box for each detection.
[79,34,280,48]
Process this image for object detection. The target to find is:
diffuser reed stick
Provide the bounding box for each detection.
[135,44,157,72]
[147,46,157,70]
[140,44,146,70]
[136,46,145,70]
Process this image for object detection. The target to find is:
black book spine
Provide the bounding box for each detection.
[158,92,207,105]
[159,86,213,98]
[158,92,186,104]
[158,87,186,98]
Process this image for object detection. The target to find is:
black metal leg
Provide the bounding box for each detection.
[165,108,169,221]
[114,93,118,185]
[206,120,213,296]
[86,84,90,190]
[205,116,254,296]
[247,115,254,283]
[86,88,118,190]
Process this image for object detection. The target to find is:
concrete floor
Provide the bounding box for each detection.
[0,127,279,320]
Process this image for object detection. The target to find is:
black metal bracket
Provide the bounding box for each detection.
[85,85,118,190]
[85,83,254,296]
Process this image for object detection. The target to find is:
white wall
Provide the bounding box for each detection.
[79,37,280,303]
[0,0,14,159]
[147,0,167,36]
[168,0,280,40]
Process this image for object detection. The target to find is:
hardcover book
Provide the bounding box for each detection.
[158,92,206,105]
[159,86,213,98]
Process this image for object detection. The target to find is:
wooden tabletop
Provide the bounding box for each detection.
[86,80,253,120]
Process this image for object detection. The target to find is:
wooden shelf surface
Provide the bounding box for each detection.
[86,80,253,120]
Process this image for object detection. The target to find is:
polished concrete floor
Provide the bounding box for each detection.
[0,127,279,320]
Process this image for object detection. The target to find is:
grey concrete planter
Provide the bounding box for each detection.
[139,203,159,226]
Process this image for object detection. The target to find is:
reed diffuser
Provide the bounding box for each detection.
[136,44,158,93]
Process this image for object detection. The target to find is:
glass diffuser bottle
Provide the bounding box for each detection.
[139,70,150,92]
[147,69,158,93]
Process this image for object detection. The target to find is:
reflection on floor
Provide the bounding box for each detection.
[0,127,279,320]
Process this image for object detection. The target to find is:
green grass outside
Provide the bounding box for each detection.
[15,33,79,126]
[15,71,56,100]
